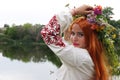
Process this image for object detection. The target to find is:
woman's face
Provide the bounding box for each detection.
[70,24,86,48]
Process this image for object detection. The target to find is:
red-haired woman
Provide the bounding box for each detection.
[41,5,110,80]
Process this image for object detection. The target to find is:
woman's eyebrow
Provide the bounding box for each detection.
[77,32,84,34]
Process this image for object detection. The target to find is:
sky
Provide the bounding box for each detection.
[0,0,120,27]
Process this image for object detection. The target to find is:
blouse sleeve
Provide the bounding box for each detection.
[41,11,94,67]
[41,11,73,52]
[56,45,94,67]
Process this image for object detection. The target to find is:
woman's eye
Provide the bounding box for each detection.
[78,32,84,37]
[71,32,84,37]
[71,32,75,36]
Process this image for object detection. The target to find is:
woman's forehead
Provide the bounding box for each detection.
[72,24,83,32]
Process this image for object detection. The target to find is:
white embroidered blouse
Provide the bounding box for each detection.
[41,11,95,80]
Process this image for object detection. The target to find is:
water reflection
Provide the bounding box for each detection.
[0,44,120,80]
[0,44,61,67]
[0,44,61,80]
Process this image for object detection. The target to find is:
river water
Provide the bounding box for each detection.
[0,53,58,80]
[0,48,120,80]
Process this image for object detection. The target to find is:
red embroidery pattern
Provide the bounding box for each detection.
[41,15,65,47]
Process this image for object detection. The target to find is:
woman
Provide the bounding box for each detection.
[41,5,109,80]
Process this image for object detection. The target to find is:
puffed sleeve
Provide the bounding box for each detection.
[41,11,72,52]
[41,11,94,67]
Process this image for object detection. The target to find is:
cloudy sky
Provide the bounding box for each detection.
[0,0,120,27]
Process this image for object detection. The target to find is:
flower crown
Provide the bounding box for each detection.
[87,5,120,74]
[87,5,105,30]
[89,5,120,74]
[66,5,120,74]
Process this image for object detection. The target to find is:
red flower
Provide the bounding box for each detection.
[94,5,102,15]
[91,24,97,30]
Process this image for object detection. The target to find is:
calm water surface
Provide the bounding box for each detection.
[1,53,120,80]
[0,43,120,80]
[0,53,57,80]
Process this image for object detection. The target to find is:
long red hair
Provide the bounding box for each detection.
[68,17,110,80]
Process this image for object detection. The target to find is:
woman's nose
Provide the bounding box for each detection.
[73,34,79,41]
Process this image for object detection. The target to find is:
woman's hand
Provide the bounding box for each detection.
[71,4,93,16]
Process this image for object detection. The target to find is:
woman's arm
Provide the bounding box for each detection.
[41,5,93,52]
[41,11,72,48]
[40,5,94,67]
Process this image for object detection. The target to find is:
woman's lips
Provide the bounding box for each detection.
[73,43,79,47]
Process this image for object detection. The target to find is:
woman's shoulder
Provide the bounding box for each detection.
[72,47,93,63]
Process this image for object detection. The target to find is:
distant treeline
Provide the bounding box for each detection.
[0,23,44,44]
